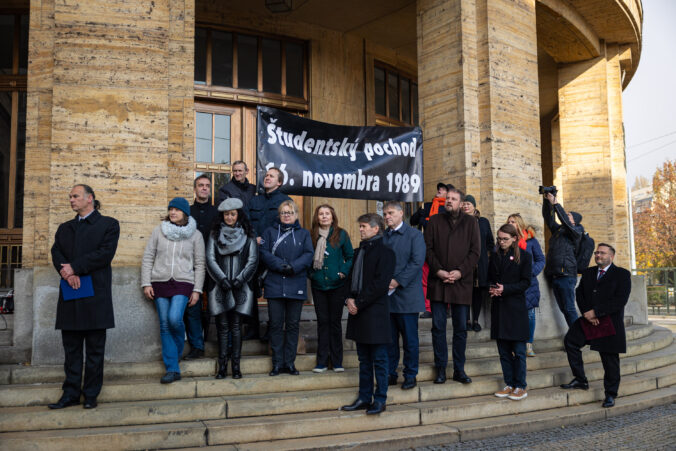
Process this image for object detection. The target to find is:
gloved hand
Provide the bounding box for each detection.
[219,278,232,290]
[280,264,294,276]
[232,278,243,289]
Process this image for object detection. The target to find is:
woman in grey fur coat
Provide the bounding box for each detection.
[206,198,259,379]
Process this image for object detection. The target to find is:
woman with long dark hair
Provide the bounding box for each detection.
[507,213,545,357]
[489,223,532,401]
[309,204,354,373]
[205,198,258,379]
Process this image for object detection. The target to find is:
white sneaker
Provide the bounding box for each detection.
[494,386,513,398]
[508,387,528,400]
[312,366,327,373]
[333,366,345,373]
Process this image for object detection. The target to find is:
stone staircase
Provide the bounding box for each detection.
[0,319,674,450]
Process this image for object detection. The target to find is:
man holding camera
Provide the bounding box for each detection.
[542,189,584,327]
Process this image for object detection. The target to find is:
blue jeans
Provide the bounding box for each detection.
[430,302,468,371]
[388,313,420,379]
[356,343,389,405]
[155,295,189,373]
[528,308,536,344]
[183,301,204,351]
[496,339,527,389]
[552,276,579,326]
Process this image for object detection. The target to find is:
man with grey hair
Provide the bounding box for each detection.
[382,201,426,390]
[341,213,395,415]
[217,160,256,206]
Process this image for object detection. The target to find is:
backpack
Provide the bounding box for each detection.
[575,232,595,274]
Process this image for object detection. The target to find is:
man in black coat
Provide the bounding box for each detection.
[49,185,120,410]
[560,243,631,408]
[341,213,396,415]
[216,160,257,206]
[184,174,219,359]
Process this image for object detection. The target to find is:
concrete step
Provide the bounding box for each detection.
[1,359,673,448]
[1,341,674,433]
[232,383,676,451]
[0,324,660,387]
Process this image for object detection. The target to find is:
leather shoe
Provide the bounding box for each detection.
[388,375,398,386]
[452,370,472,384]
[366,401,386,415]
[286,365,300,376]
[434,367,446,384]
[48,396,80,409]
[340,399,370,411]
[602,395,615,408]
[83,398,97,409]
[560,379,589,390]
[401,377,417,390]
[269,366,280,376]
[183,348,204,360]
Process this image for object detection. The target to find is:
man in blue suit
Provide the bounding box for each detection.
[382,201,426,389]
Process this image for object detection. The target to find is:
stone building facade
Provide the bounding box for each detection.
[0,0,643,363]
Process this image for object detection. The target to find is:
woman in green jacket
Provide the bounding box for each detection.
[309,204,354,373]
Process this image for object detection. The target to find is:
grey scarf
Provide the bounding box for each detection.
[160,216,197,241]
[313,228,330,270]
[216,224,247,255]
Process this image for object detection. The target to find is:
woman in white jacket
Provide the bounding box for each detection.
[142,197,205,384]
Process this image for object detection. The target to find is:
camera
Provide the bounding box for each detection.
[539,185,558,196]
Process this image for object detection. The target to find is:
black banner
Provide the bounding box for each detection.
[257,106,423,202]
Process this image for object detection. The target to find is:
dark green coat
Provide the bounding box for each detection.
[308,228,354,291]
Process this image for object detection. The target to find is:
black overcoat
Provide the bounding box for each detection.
[575,263,631,353]
[345,237,396,344]
[488,248,532,342]
[51,210,120,330]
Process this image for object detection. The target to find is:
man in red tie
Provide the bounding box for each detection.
[559,243,631,408]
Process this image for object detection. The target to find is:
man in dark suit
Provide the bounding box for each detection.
[49,185,120,410]
[341,213,396,415]
[560,243,631,408]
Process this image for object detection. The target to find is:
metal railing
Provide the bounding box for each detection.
[634,267,676,316]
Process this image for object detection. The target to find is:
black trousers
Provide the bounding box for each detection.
[312,286,345,368]
[268,298,303,367]
[564,319,621,397]
[61,329,107,400]
[471,286,487,323]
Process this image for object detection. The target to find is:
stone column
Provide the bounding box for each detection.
[23,0,195,364]
[417,0,543,232]
[558,43,631,268]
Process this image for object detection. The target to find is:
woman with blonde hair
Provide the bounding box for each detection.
[506,213,545,357]
[260,200,314,376]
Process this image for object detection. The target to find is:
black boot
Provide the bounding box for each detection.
[232,359,242,379]
[216,357,228,379]
[231,323,243,379]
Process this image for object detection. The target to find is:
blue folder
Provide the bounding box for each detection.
[60,275,94,301]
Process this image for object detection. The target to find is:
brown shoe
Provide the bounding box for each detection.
[494,386,513,398]
[508,387,528,400]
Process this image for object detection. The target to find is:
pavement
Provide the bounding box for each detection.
[409,403,675,450]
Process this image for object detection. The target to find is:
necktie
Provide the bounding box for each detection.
[597,269,605,280]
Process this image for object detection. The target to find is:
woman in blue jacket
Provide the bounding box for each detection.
[309,204,354,373]
[260,200,314,376]
[507,214,545,357]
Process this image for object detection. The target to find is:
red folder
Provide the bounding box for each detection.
[580,316,616,340]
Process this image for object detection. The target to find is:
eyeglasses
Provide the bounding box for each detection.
[496,237,511,242]
[280,211,295,216]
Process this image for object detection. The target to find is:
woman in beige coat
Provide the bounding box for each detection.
[141,197,205,384]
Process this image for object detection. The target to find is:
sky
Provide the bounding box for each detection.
[622,0,676,188]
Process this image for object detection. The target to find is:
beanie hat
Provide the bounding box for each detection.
[463,194,476,208]
[217,197,244,212]
[570,211,582,225]
[168,197,190,218]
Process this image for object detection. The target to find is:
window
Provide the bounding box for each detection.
[194,26,308,110]
[374,62,419,126]
[194,105,243,203]
[0,13,28,287]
